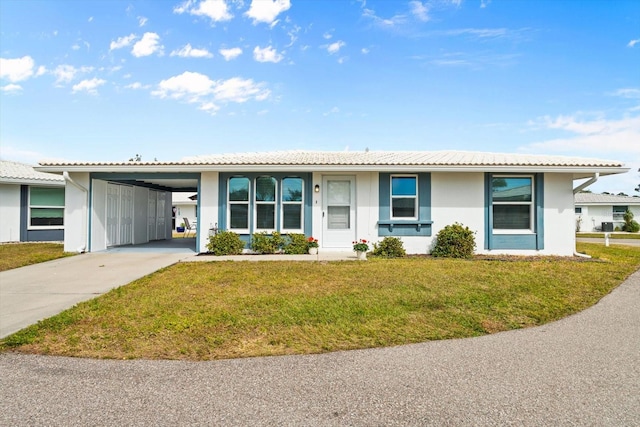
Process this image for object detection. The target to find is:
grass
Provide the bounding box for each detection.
[577,233,640,240]
[0,242,74,272]
[2,243,639,361]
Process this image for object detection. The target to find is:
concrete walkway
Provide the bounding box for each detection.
[1,266,639,425]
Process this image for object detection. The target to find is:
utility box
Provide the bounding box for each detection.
[601,222,614,232]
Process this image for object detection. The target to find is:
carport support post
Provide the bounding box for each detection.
[605,233,610,247]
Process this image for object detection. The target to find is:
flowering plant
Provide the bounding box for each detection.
[352,239,369,252]
[307,236,319,248]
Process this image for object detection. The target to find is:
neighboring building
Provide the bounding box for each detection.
[0,160,65,243]
[36,151,628,255]
[172,193,197,230]
[574,193,640,232]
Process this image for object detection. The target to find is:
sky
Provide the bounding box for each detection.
[0,0,638,194]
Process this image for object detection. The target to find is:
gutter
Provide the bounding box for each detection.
[573,172,599,194]
[63,172,88,253]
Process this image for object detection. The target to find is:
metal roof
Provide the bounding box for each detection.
[575,192,640,205]
[0,160,65,185]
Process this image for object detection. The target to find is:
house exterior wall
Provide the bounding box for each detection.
[575,204,640,231]
[431,172,485,254]
[0,183,21,242]
[543,173,575,255]
[198,172,218,253]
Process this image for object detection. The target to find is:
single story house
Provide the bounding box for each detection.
[0,160,65,243]
[574,192,640,232]
[172,193,198,231]
[35,150,628,256]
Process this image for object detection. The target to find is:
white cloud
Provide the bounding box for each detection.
[125,82,150,90]
[526,113,640,155]
[72,77,106,94]
[326,40,346,54]
[1,84,23,93]
[110,33,137,51]
[72,44,81,51]
[0,56,35,82]
[409,1,430,22]
[245,0,291,25]
[138,16,148,27]
[323,32,333,40]
[480,0,491,8]
[361,48,370,54]
[170,43,213,58]
[36,66,47,76]
[174,0,233,22]
[253,45,283,63]
[132,32,163,57]
[51,65,93,84]
[323,107,340,116]
[628,39,640,48]
[219,47,243,60]
[362,7,407,29]
[610,88,640,99]
[88,16,93,22]
[152,71,270,114]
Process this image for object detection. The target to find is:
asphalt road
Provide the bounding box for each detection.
[1,269,639,426]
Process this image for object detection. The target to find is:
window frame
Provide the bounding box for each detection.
[227,176,251,233]
[390,174,418,220]
[491,175,535,234]
[280,177,304,233]
[28,186,65,229]
[254,176,278,232]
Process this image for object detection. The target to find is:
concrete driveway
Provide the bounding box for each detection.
[1,266,638,425]
[0,251,191,338]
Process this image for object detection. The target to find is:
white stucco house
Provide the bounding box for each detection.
[0,160,65,243]
[574,193,640,232]
[35,151,629,256]
[172,193,197,231]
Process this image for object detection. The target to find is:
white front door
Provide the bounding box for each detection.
[322,176,356,248]
[107,183,133,247]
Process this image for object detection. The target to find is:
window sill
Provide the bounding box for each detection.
[493,230,535,235]
[378,220,433,232]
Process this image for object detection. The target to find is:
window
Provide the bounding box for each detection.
[575,207,582,214]
[225,174,307,233]
[228,177,250,230]
[29,187,64,227]
[491,176,533,231]
[255,176,276,230]
[613,206,627,221]
[282,177,303,231]
[391,175,417,219]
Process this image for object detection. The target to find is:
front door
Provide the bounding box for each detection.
[322,176,356,248]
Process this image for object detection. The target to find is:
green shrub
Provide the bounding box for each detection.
[372,236,406,258]
[206,231,245,255]
[251,231,284,254]
[283,233,309,254]
[623,210,640,232]
[432,223,476,259]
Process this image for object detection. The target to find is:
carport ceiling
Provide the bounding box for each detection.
[109,178,198,192]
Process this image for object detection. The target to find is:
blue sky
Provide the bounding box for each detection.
[1,0,638,194]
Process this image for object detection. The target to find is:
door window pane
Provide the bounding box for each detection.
[328,206,350,229]
[327,181,350,205]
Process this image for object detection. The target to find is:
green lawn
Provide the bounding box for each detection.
[2,243,639,360]
[577,233,640,240]
[0,243,74,272]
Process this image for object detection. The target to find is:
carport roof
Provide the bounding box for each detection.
[35,150,627,179]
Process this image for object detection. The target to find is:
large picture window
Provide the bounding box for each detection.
[391,175,417,219]
[491,176,533,231]
[29,187,64,227]
[226,175,306,233]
